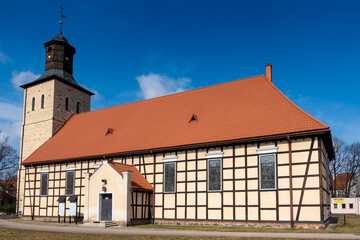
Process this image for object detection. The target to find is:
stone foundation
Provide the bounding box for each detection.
[154,219,329,229]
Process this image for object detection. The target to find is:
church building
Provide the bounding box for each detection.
[17,32,334,228]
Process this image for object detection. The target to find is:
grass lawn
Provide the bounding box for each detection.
[0,228,312,240]
[133,214,360,233]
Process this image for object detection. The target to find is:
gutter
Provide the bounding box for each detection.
[287,135,294,229]
[22,129,332,166]
[31,166,37,220]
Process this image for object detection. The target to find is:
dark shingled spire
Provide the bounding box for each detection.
[51,33,69,44]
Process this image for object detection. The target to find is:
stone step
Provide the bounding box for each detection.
[82,221,118,228]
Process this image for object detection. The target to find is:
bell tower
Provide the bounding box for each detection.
[45,34,75,74]
[19,33,94,162]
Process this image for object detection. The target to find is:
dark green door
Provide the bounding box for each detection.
[100,194,112,221]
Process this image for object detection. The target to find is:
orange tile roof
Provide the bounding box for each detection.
[0,180,17,190]
[331,173,355,190]
[22,75,329,165]
[98,162,152,191]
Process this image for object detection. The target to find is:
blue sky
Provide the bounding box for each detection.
[0,0,360,150]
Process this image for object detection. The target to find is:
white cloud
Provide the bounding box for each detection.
[0,51,10,64]
[0,102,22,150]
[0,102,22,122]
[10,71,40,89]
[136,73,192,99]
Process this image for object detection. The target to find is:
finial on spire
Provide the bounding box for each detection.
[59,6,67,34]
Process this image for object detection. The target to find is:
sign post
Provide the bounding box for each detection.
[68,196,78,224]
[57,196,66,223]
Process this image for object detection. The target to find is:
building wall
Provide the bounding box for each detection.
[18,78,92,215]
[331,198,359,215]
[83,163,132,224]
[19,136,331,227]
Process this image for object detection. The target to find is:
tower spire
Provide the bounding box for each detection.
[59,6,66,34]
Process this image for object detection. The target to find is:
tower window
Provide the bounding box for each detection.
[76,101,80,114]
[41,94,45,109]
[65,97,69,111]
[48,47,52,51]
[31,97,35,111]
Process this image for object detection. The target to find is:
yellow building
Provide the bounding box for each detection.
[17,32,334,228]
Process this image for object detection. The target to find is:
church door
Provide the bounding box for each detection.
[100,194,112,221]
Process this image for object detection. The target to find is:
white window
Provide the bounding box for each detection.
[259,154,276,190]
[66,171,75,196]
[208,158,222,191]
[164,162,176,193]
[40,172,48,196]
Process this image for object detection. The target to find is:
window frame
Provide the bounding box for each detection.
[65,97,69,111]
[41,94,45,109]
[207,158,222,192]
[65,170,75,196]
[76,101,80,114]
[349,203,354,209]
[342,203,346,209]
[31,97,35,111]
[259,153,277,191]
[40,172,49,196]
[163,161,176,194]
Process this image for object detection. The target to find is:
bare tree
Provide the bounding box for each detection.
[331,137,346,196]
[0,132,18,180]
[342,142,360,197]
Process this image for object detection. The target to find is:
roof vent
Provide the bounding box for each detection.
[189,114,198,123]
[106,128,114,135]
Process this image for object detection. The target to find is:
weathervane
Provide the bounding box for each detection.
[59,6,67,34]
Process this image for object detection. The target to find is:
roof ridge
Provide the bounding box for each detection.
[73,75,265,118]
[260,75,329,129]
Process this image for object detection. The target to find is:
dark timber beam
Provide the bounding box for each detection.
[296,137,315,221]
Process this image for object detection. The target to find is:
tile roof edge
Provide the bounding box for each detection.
[21,128,330,166]
[261,75,329,129]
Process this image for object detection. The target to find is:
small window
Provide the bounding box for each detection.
[66,171,75,196]
[334,204,338,209]
[31,97,35,111]
[164,162,176,193]
[260,154,276,190]
[208,159,221,191]
[76,101,80,114]
[342,203,346,209]
[350,203,354,209]
[41,94,45,109]
[65,97,69,111]
[40,173,48,196]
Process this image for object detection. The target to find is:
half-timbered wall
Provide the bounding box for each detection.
[131,191,152,223]
[20,135,331,227]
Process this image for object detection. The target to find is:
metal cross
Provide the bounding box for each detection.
[59,6,67,34]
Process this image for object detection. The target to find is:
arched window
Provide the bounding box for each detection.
[41,95,45,109]
[32,97,35,111]
[65,97,69,111]
[76,101,80,114]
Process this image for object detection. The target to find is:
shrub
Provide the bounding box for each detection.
[0,204,16,214]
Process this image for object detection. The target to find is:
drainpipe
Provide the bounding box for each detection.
[287,135,294,228]
[31,166,37,220]
[152,151,156,223]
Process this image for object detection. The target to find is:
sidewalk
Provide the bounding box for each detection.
[1,219,360,239]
